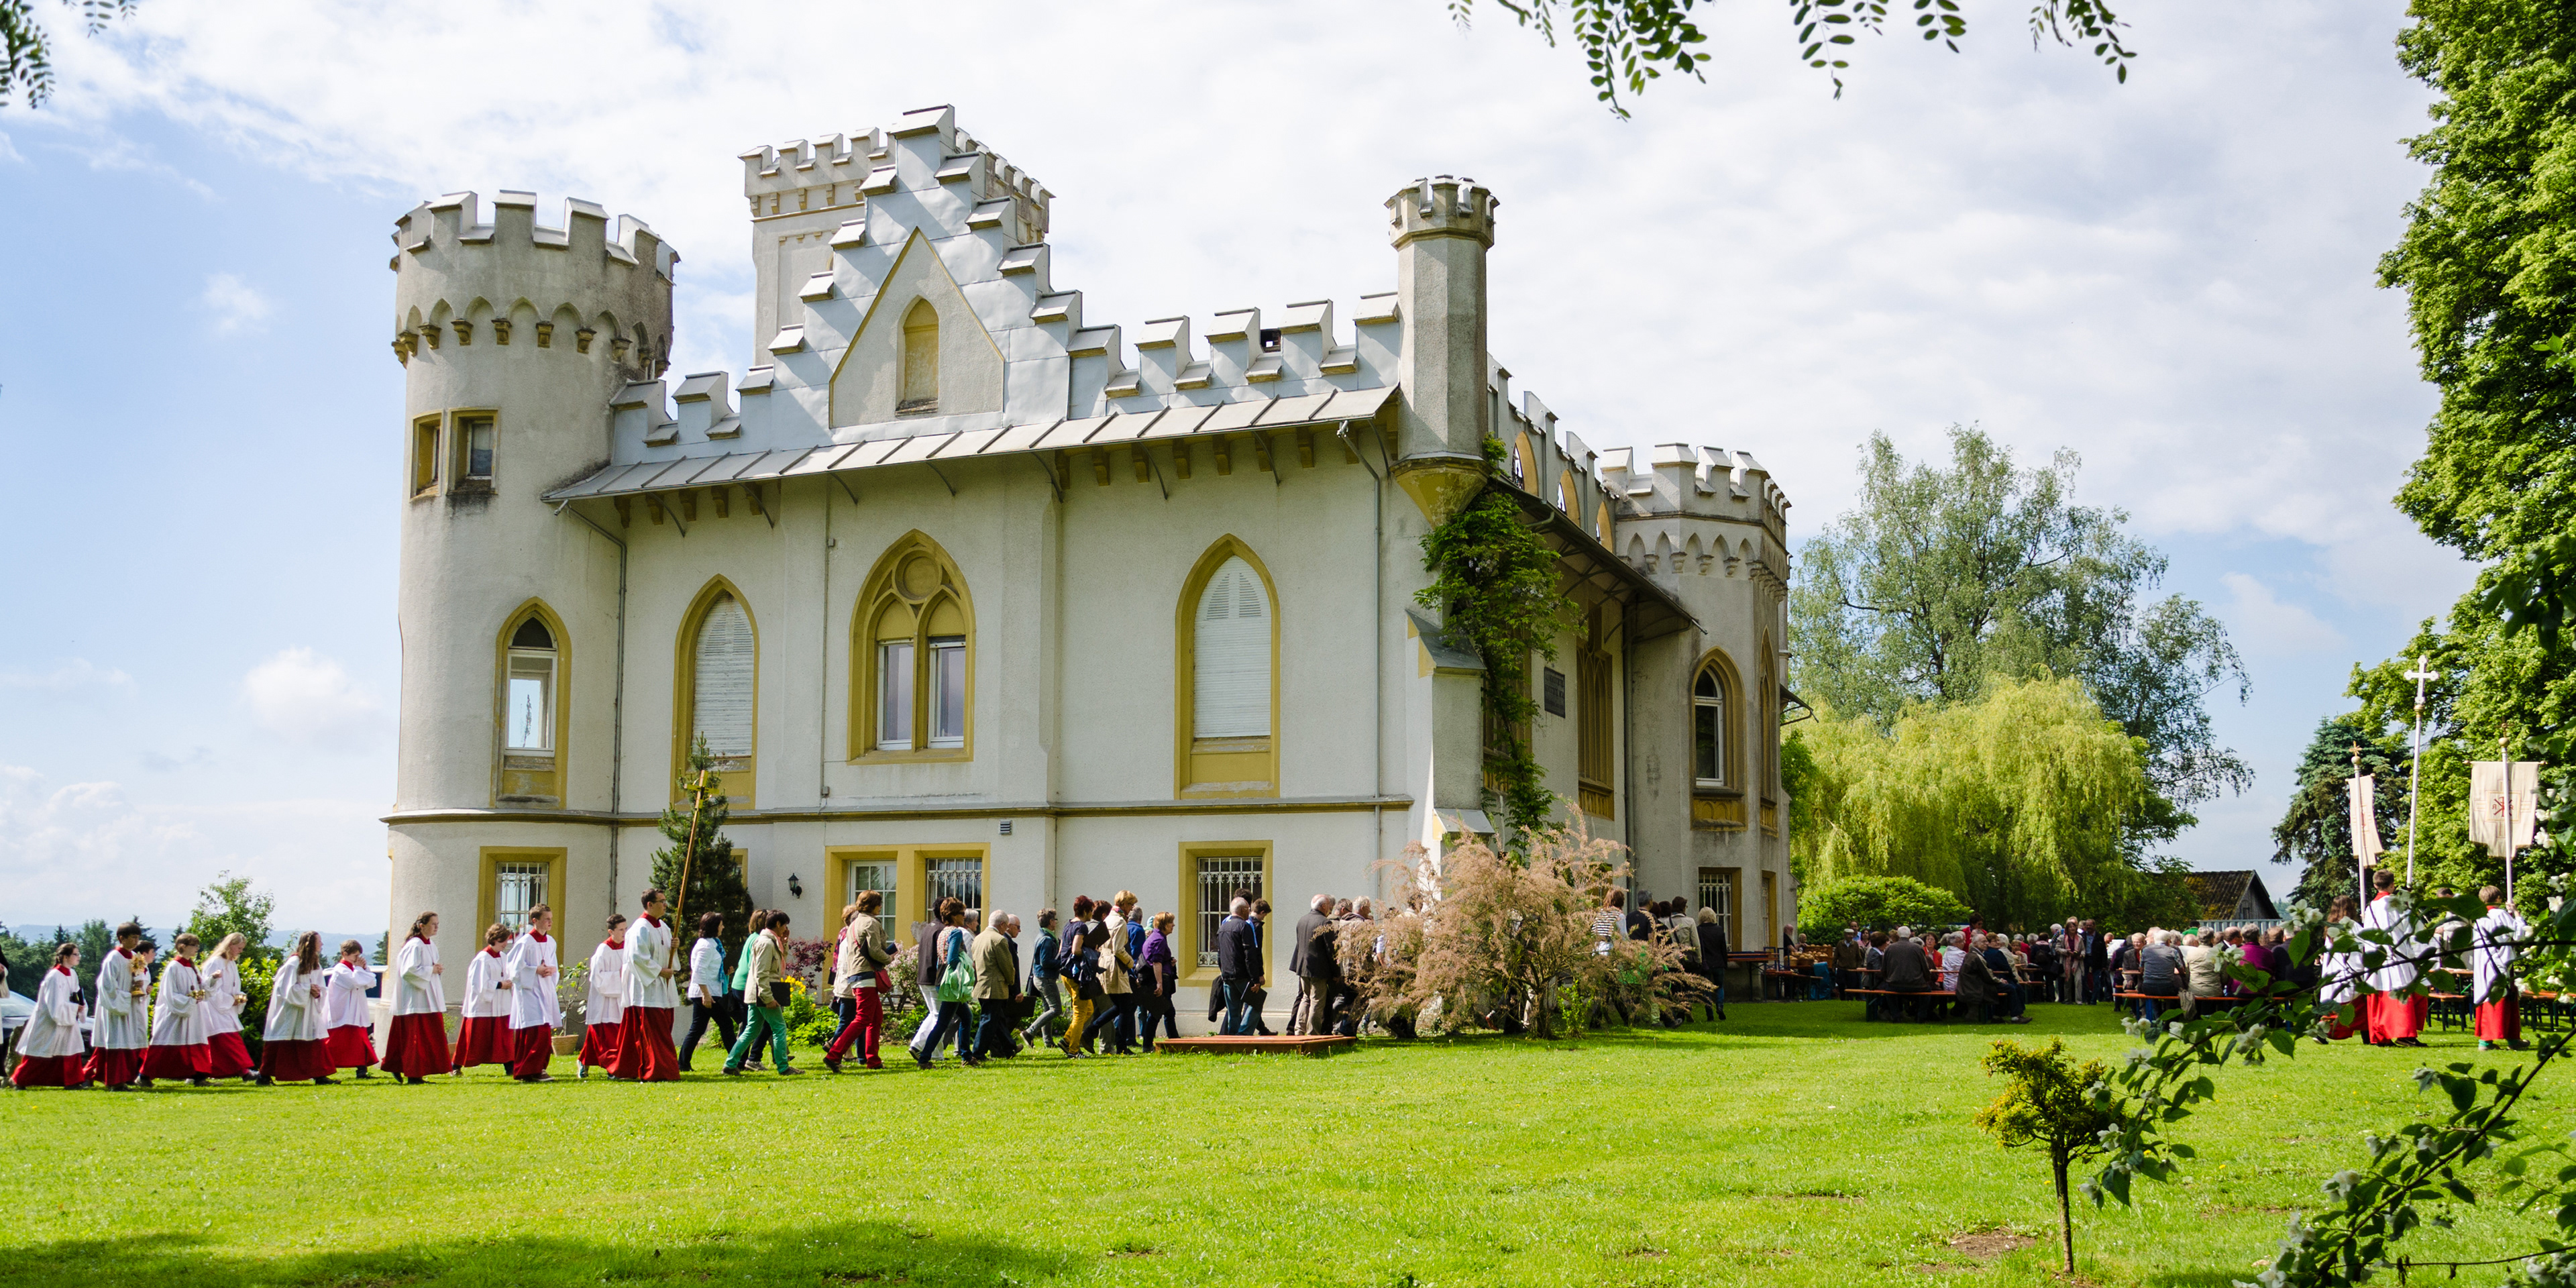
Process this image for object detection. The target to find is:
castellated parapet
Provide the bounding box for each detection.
[1599,443,1794,600]
[390,191,676,378]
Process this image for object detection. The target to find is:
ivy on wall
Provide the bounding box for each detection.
[1418,436,1574,844]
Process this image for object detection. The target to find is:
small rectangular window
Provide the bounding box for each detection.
[1542,667,1566,717]
[847,859,896,936]
[505,654,553,753]
[459,414,496,483]
[924,857,981,918]
[875,641,914,750]
[493,861,547,932]
[928,637,965,748]
[411,417,441,495]
[1194,855,1264,969]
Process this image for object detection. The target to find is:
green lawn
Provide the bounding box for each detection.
[1,1003,2555,1287]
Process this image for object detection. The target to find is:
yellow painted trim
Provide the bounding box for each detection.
[1511,432,1535,491]
[822,845,902,940]
[1173,839,1272,987]
[847,531,976,764]
[1762,869,1779,947]
[1690,647,1746,793]
[474,847,568,943]
[410,413,445,498]
[1173,536,1281,799]
[492,598,572,808]
[449,406,499,491]
[672,576,759,808]
[906,844,993,942]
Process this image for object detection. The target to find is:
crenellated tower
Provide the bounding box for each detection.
[386,190,676,940]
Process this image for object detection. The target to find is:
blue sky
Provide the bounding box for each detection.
[0,0,2465,931]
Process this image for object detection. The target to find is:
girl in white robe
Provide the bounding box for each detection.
[11,943,90,1089]
[85,922,150,1089]
[324,940,380,1075]
[382,912,451,1083]
[502,905,563,1082]
[450,923,515,1073]
[580,914,629,1079]
[258,932,337,1085]
[140,932,214,1086]
[201,932,255,1081]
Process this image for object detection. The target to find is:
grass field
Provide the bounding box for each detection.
[1,1002,2556,1287]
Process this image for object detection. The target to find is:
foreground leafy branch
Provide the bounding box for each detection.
[1,0,128,109]
[1446,0,2132,111]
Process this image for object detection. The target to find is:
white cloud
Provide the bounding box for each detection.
[0,764,386,930]
[201,272,271,333]
[0,658,135,692]
[2219,573,2348,656]
[0,131,21,164]
[240,647,386,749]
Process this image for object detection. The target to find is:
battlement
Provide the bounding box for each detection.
[1386,176,1499,250]
[389,190,677,376]
[739,105,1052,241]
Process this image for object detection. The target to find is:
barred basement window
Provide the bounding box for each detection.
[493,862,547,932]
[924,857,981,917]
[1193,855,1265,969]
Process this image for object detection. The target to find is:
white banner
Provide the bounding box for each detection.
[2469,761,2542,857]
[2348,773,2385,860]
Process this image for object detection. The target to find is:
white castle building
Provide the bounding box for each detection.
[385,105,1796,1012]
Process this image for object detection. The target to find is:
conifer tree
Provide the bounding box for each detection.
[2269,715,2406,911]
[651,735,753,961]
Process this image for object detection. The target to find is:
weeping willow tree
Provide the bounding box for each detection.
[1792,675,2191,929]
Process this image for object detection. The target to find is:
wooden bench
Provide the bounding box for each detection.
[2115,991,2243,1012]
[1849,987,1956,1021]
[1152,1034,1354,1057]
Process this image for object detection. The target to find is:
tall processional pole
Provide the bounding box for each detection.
[2401,655,2438,885]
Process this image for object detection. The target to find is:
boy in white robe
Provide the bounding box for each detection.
[84,922,150,1089]
[503,905,563,1082]
[580,914,629,1079]
[2472,885,2528,1051]
[201,933,256,1081]
[324,940,380,1076]
[450,923,515,1073]
[259,931,337,1085]
[11,943,91,1089]
[140,932,214,1087]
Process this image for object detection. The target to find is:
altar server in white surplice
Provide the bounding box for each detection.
[580,914,629,1079]
[503,905,562,1082]
[259,932,338,1085]
[11,943,90,1088]
[84,921,150,1089]
[324,940,380,1075]
[201,933,256,1081]
[610,890,682,1081]
[140,932,214,1086]
[450,923,516,1073]
[2359,869,2428,1046]
[382,912,451,1082]
[2473,885,2528,1051]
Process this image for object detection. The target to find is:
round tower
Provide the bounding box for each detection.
[385,190,676,953]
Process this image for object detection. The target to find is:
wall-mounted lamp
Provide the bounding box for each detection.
[788,873,804,899]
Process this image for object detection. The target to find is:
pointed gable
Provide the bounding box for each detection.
[829,227,1006,427]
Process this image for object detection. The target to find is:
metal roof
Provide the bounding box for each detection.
[545,385,1397,502]
[1500,486,1701,642]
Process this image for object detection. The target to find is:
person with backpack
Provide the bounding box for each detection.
[910,900,977,1069]
[1097,908,1140,1055]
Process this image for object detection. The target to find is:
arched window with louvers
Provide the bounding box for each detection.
[674,580,759,806]
[1175,539,1279,798]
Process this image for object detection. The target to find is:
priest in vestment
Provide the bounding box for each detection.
[83,922,150,1089]
[2359,870,2430,1048]
[11,944,91,1089]
[2472,885,2528,1051]
[504,904,563,1082]
[612,889,683,1081]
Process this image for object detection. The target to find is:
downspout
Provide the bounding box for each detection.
[1621,602,1636,900]
[820,478,836,805]
[1338,421,1385,866]
[564,502,629,900]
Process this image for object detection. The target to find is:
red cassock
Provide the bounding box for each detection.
[10,1055,88,1088]
[261,1039,337,1082]
[382,1013,452,1078]
[2365,993,2430,1044]
[83,1047,144,1087]
[139,1042,212,1080]
[581,1020,625,1071]
[2475,998,2521,1043]
[610,1008,680,1081]
[508,1026,553,1079]
[450,1016,510,1070]
[327,1026,379,1069]
[206,1032,255,1079]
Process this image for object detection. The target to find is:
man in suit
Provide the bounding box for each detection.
[1831,927,1867,998]
[1879,928,1935,1022]
[1216,898,1260,1035]
[1288,894,1334,1034]
[971,912,1022,1061]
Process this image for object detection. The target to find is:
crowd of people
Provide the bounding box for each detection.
[7,867,2536,1090]
[2,881,1391,1089]
[1813,869,2532,1048]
